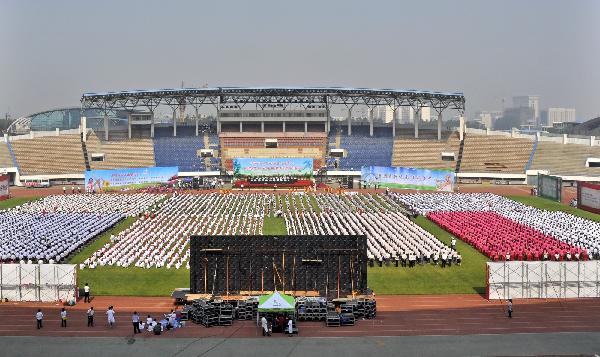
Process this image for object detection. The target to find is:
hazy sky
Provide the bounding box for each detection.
[1,0,599,120]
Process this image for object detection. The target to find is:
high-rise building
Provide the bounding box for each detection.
[473,111,502,129]
[495,107,535,130]
[374,105,395,123]
[513,95,540,125]
[545,108,576,125]
[374,106,432,123]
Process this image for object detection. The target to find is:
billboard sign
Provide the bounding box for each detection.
[0,174,8,200]
[361,166,454,191]
[578,181,600,214]
[85,166,178,192]
[233,158,313,178]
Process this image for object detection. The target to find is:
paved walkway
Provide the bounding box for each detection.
[1,332,599,357]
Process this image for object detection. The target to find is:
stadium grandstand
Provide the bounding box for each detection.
[1,87,599,188]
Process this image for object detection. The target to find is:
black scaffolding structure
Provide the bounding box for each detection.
[190,235,368,298]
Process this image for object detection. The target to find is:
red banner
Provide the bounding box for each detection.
[0,174,9,201]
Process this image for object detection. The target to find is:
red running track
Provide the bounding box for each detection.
[1,295,600,338]
[427,211,585,261]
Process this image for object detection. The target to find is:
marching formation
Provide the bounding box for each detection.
[84,194,265,269]
[0,194,164,263]
[286,193,458,264]
[393,193,600,260]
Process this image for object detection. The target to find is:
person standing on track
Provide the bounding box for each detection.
[106,306,116,327]
[507,299,513,318]
[35,309,43,329]
[83,283,91,303]
[60,308,67,327]
[132,311,141,334]
[87,306,94,327]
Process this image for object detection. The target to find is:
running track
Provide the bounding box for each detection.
[1,295,599,338]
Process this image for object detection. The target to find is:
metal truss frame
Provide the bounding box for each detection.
[0,264,76,302]
[487,261,600,300]
[81,87,466,115]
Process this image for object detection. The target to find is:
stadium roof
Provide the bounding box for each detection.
[81,86,465,113]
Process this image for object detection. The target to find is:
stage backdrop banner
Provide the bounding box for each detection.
[578,181,600,214]
[85,166,178,191]
[0,174,9,200]
[233,158,313,178]
[361,166,454,191]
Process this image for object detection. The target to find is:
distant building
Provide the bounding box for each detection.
[374,105,395,123]
[494,107,535,130]
[513,95,540,126]
[473,110,502,129]
[542,108,576,125]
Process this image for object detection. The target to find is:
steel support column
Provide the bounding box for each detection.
[128,114,132,139]
[437,112,442,141]
[173,110,177,137]
[414,108,420,139]
[369,108,374,137]
[103,114,109,141]
[347,108,352,136]
[150,112,155,138]
[80,116,87,142]
[392,108,397,137]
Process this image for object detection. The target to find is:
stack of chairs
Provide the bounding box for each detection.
[326,312,341,327]
[218,303,234,326]
[189,299,219,327]
[296,297,327,321]
[236,300,258,320]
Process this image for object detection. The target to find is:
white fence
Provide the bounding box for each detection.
[0,264,76,302]
[487,261,600,299]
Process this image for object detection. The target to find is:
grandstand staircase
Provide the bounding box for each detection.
[81,133,91,171]
[6,141,19,170]
[335,129,342,149]
[455,136,464,173]
[525,138,538,171]
[203,132,210,169]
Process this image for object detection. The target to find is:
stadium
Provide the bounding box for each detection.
[1,86,600,352]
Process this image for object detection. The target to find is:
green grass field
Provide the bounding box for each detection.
[368,216,487,295]
[0,196,41,210]
[508,195,600,222]
[69,216,192,296]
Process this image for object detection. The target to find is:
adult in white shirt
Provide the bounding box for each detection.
[106,306,116,327]
[83,283,91,303]
[132,311,141,334]
[60,308,67,328]
[35,309,43,329]
[87,307,94,327]
[261,316,270,336]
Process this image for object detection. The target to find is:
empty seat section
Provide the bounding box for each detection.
[392,132,460,170]
[338,126,393,169]
[153,136,212,171]
[220,135,326,171]
[11,135,85,174]
[87,133,155,170]
[531,141,600,176]
[460,135,533,173]
[0,141,14,168]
